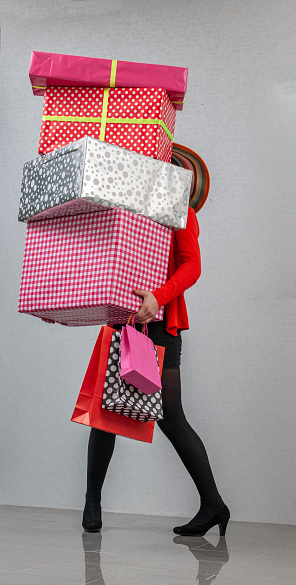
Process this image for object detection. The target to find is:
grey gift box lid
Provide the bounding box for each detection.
[19,136,193,229]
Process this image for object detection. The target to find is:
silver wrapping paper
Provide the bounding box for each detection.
[19,136,192,229]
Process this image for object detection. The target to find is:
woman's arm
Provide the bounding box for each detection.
[134,209,201,324]
[152,208,201,308]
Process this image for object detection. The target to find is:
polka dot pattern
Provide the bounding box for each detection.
[82,137,190,229]
[20,136,191,228]
[19,139,86,222]
[102,330,163,422]
[39,87,176,162]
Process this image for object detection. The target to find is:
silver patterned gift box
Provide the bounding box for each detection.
[18,136,192,229]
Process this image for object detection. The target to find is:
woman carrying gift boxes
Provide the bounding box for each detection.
[18,51,230,537]
[83,206,230,537]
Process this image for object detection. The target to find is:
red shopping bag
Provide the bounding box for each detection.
[71,326,165,443]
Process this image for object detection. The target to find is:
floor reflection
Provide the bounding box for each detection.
[82,527,229,585]
[1,506,296,585]
[82,530,105,585]
[173,534,229,584]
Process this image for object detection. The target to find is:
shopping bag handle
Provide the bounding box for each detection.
[127,313,148,336]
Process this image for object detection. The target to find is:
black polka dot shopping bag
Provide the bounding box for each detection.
[102,327,164,422]
[71,324,164,442]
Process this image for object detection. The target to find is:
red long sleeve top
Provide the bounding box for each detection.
[152,207,201,336]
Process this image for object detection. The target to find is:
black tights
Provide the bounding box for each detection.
[86,368,224,522]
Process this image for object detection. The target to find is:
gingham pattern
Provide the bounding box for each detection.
[39,87,176,161]
[18,208,172,326]
[102,330,163,422]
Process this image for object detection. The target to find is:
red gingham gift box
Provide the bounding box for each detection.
[18,208,172,326]
[39,87,176,161]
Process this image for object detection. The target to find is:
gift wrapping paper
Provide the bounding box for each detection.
[38,86,176,161]
[18,208,172,326]
[19,136,191,229]
[29,51,187,110]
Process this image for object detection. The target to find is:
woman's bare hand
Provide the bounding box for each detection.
[133,290,159,325]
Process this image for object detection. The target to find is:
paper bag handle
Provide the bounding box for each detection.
[127,313,148,336]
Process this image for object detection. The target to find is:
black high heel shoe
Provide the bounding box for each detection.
[173,504,230,537]
[82,496,102,532]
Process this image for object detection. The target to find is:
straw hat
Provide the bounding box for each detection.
[171,143,210,213]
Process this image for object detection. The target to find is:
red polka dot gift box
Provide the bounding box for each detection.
[18,207,172,327]
[38,86,176,162]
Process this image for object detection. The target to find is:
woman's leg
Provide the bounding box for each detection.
[83,368,226,530]
[83,428,116,530]
[157,367,225,523]
[86,428,116,499]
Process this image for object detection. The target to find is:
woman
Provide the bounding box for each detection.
[83,207,230,536]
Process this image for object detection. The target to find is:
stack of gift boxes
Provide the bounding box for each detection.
[18,51,192,327]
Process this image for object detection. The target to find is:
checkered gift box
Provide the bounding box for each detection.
[18,208,172,326]
[38,86,176,162]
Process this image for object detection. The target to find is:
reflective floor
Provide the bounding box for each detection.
[0,505,296,585]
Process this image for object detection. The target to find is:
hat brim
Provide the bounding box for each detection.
[171,143,210,213]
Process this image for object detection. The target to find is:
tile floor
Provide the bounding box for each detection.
[0,505,296,585]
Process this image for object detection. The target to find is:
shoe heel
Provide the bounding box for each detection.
[218,518,229,536]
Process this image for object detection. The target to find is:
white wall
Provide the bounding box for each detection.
[0,0,295,524]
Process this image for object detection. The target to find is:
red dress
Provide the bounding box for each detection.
[152,207,201,337]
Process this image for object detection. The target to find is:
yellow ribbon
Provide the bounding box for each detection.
[99,88,110,140]
[42,114,173,141]
[110,60,117,87]
[40,57,173,142]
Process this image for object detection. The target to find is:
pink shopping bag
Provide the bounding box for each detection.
[120,315,162,395]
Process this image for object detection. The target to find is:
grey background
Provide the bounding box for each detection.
[0,0,295,524]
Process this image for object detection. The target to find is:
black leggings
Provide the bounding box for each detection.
[86,322,224,515]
